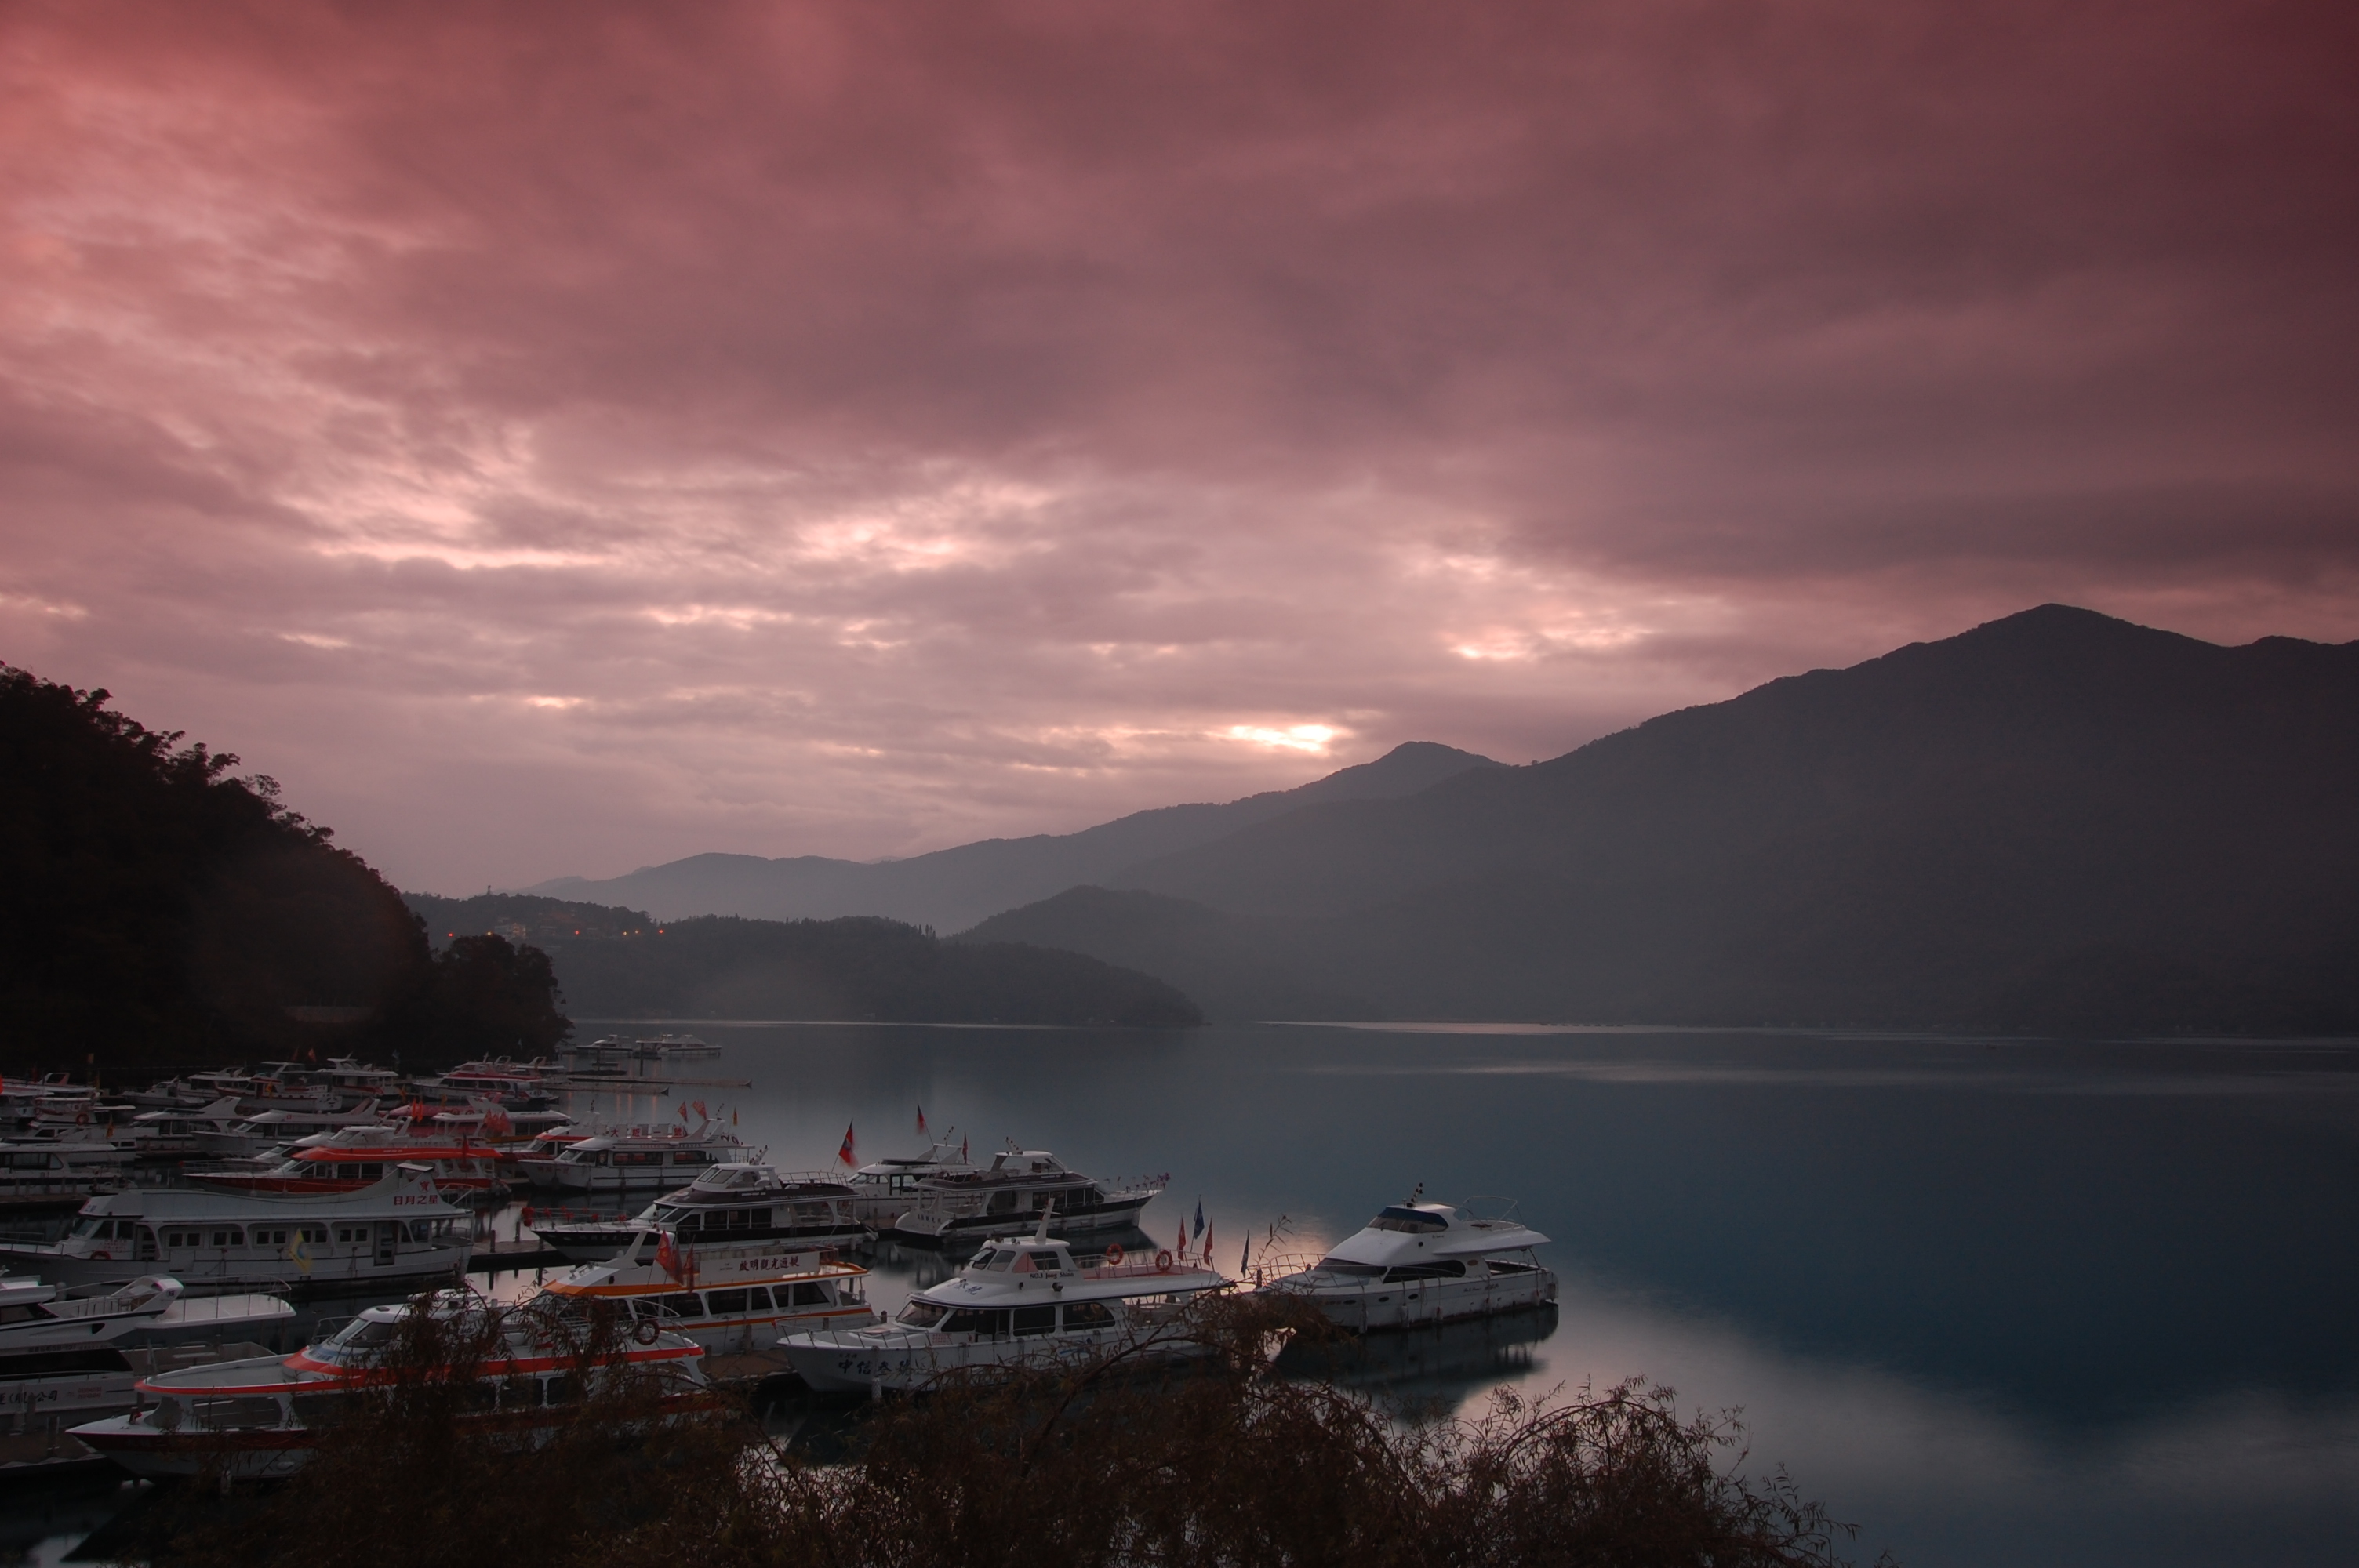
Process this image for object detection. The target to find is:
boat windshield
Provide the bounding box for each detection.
[1369,1207,1448,1233]
[978,1249,1015,1271]
[1313,1258,1386,1276]
[325,1317,400,1352]
[898,1301,947,1328]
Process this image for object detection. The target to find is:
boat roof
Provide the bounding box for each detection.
[76,1165,465,1219]
[1319,1201,1550,1266]
[912,1236,1223,1306]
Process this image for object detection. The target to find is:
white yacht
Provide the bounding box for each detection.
[531,1123,751,1196]
[530,1163,869,1261]
[70,1290,707,1479]
[889,1147,1165,1243]
[1261,1200,1556,1330]
[192,1099,388,1160]
[0,1164,474,1297]
[113,1098,248,1160]
[776,1231,1226,1393]
[536,1232,874,1353]
[843,1131,975,1228]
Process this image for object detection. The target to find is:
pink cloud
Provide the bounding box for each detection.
[2,0,2354,892]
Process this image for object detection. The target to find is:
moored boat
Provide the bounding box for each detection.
[776,1231,1226,1394]
[843,1131,975,1228]
[69,1290,708,1479]
[530,1163,869,1261]
[536,1230,875,1353]
[889,1147,1164,1244]
[1259,1199,1557,1331]
[0,1164,472,1298]
[532,1123,751,1196]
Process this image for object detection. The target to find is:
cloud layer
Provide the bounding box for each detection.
[5,0,2355,891]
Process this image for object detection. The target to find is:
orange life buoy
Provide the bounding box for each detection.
[632,1319,660,1345]
[1154,1249,1173,1273]
[1103,1243,1125,1266]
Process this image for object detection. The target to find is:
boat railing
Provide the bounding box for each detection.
[1233,1250,1328,1288]
[1078,1257,1225,1283]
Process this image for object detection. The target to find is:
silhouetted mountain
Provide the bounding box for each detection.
[0,664,567,1068]
[539,911,1201,1025]
[523,741,1500,928]
[973,608,2359,1032]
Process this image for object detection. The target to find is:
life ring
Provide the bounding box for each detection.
[1154,1249,1173,1273]
[632,1319,660,1345]
[1103,1243,1125,1266]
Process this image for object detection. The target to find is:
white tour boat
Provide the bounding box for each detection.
[530,1123,751,1196]
[776,1230,1226,1394]
[0,1274,297,1423]
[843,1131,975,1228]
[0,1164,474,1298]
[70,1290,708,1479]
[536,1230,875,1353]
[530,1163,869,1261]
[1261,1199,1557,1330]
[191,1099,388,1160]
[889,1147,1165,1243]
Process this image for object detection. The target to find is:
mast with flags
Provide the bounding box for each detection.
[916,1105,928,1135]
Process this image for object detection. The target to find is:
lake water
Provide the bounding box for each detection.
[19,1022,2359,1566]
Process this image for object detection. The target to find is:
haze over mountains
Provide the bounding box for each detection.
[516,606,2359,1033]
[525,740,1501,932]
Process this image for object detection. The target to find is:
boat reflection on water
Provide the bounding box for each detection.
[1274,1302,1561,1411]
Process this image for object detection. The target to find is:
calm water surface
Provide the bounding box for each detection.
[20,1024,2359,1566]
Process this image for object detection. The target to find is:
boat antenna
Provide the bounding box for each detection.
[1408,1181,1423,1205]
[1034,1197,1052,1243]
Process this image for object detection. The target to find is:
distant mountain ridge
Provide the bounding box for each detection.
[523,740,1501,930]
[965,607,2359,1033]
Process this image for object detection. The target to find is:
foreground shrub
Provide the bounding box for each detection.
[147,1293,1888,1568]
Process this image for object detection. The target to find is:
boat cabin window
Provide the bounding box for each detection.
[1371,1207,1448,1233]
[208,1228,243,1247]
[1312,1258,1385,1276]
[986,1192,1017,1214]
[897,1301,947,1328]
[335,1225,369,1244]
[0,1304,46,1324]
[1383,1260,1467,1283]
[705,1289,751,1315]
[1023,1250,1063,1273]
[7,1152,61,1170]
[329,1318,399,1350]
[646,1292,703,1319]
[671,1151,711,1165]
[980,1248,1014,1271]
[787,1282,830,1308]
[1010,1305,1056,1337]
[939,1308,1006,1338]
[650,1205,686,1225]
[253,1228,290,1246]
[71,1218,119,1239]
[360,1163,384,1179]
[299,1225,329,1244]
[1062,1301,1114,1330]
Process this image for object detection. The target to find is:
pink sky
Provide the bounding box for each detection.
[5,1,2355,894]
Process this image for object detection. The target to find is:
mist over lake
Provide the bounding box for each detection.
[583,1021,2359,1568]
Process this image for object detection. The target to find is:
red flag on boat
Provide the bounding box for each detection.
[916,1105,928,1135]
[1204,1221,1213,1268]
[1177,1220,1188,1261]
[656,1231,682,1282]
[838,1122,857,1167]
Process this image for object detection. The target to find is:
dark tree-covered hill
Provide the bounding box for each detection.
[521,909,1203,1025]
[0,666,568,1070]
[974,608,2359,1033]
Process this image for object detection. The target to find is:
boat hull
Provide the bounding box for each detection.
[0,1245,470,1301]
[777,1324,1209,1394]
[1268,1262,1558,1332]
[532,1221,870,1263]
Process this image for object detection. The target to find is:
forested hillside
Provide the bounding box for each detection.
[412,895,1201,1025]
[0,665,568,1069]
